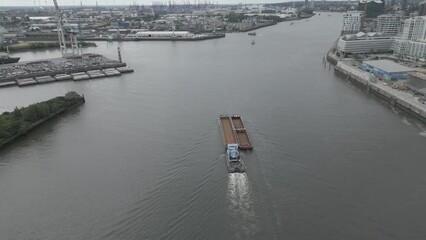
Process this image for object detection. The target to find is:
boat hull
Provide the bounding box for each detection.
[0,57,20,65]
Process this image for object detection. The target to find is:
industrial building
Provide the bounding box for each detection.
[361,60,414,80]
[133,31,191,38]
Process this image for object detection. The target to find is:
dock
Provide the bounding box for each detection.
[0,53,134,88]
[218,115,253,150]
[334,61,426,123]
[79,33,225,42]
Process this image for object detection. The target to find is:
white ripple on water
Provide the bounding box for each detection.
[414,122,426,137]
[227,173,258,239]
[100,126,216,240]
[401,117,412,126]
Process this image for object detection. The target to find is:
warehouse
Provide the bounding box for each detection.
[361,59,414,81]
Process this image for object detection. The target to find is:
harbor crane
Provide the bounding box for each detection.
[53,0,79,57]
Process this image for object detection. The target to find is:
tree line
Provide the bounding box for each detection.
[0,92,84,144]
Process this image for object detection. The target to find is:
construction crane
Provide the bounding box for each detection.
[53,0,80,57]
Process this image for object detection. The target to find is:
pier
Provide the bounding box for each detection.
[0,54,133,88]
[334,61,426,123]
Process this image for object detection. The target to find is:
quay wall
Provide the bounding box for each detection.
[326,39,340,66]
[0,62,126,83]
[334,62,426,123]
[326,51,338,65]
[80,34,225,42]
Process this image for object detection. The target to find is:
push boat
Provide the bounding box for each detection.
[225,144,246,173]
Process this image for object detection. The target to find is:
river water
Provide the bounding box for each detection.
[1,13,426,240]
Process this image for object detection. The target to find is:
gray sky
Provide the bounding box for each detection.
[1,0,288,7]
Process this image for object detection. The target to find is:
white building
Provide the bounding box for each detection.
[131,31,191,38]
[337,32,394,54]
[393,16,426,61]
[342,11,363,34]
[376,14,401,36]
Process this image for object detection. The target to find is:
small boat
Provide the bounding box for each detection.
[247,32,256,36]
[251,40,255,45]
[0,52,20,65]
[290,22,294,25]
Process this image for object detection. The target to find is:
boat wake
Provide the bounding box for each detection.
[227,173,259,239]
[414,122,426,137]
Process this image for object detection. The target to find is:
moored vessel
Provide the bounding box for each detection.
[0,52,20,65]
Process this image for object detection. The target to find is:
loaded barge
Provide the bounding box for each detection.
[218,114,253,173]
[219,115,253,150]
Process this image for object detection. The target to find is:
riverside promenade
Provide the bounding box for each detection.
[334,60,426,123]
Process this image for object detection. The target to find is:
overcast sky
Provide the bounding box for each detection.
[1,0,289,7]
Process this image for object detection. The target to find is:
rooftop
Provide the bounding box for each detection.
[362,60,415,73]
[342,32,392,41]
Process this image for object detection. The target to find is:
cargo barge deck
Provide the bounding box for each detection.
[218,114,253,150]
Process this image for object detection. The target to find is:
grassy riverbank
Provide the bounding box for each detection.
[0,92,85,148]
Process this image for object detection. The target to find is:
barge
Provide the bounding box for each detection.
[218,115,253,173]
[219,115,253,150]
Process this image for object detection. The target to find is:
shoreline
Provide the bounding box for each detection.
[0,54,127,84]
[239,22,277,32]
[0,41,97,53]
[80,14,315,42]
[79,33,225,42]
[0,94,85,149]
[240,13,315,32]
[328,54,426,123]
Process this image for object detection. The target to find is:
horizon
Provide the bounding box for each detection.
[0,0,345,7]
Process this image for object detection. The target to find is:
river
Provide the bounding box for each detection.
[1,13,426,240]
